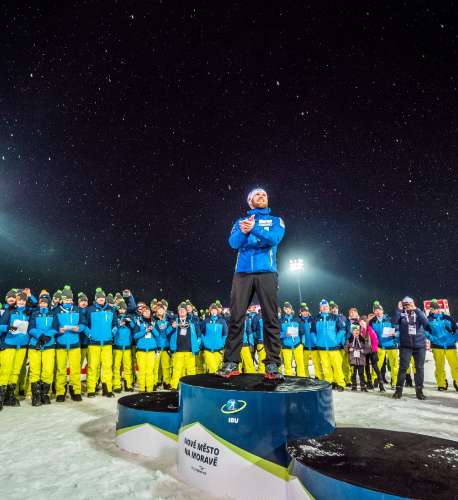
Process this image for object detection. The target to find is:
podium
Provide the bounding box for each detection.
[177,374,334,500]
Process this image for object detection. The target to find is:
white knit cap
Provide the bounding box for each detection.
[247,188,267,207]
[402,296,414,303]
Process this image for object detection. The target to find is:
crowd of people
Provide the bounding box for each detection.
[0,286,457,410]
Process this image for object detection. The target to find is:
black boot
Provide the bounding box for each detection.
[351,385,357,391]
[102,383,114,398]
[56,384,67,402]
[40,382,51,404]
[453,380,458,392]
[392,387,403,399]
[373,379,379,388]
[415,386,426,400]
[31,382,42,407]
[366,382,374,390]
[379,382,386,392]
[405,373,413,387]
[4,385,20,406]
[0,385,6,411]
[113,387,122,394]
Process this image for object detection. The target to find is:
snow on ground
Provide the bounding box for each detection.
[0,352,456,500]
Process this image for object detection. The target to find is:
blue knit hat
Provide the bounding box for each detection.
[319,299,329,307]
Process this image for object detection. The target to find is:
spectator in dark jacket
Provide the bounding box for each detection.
[391,296,430,400]
[345,324,370,392]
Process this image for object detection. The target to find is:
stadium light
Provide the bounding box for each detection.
[289,258,304,303]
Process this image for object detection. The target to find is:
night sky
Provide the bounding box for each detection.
[1,2,457,313]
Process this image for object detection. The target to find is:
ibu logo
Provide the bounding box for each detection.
[220,399,247,415]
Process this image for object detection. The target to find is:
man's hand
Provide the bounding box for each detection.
[239,215,255,234]
[60,327,66,333]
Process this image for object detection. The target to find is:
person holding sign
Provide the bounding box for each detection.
[218,188,285,380]
[280,302,305,377]
[0,290,31,408]
[392,297,430,400]
[368,301,399,389]
[425,299,458,391]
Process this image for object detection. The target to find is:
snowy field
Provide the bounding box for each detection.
[1,352,457,500]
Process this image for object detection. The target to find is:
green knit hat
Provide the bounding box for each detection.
[209,303,218,311]
[5,289,17,300]
[283,301,293,309]
[53,289,62,300]
[178,302,187,311]
[373,300,383,312]
[78,292,88,303]
[61,285,73,300]
[95,287,106,299]
[430,299,440,310]
[106,293,114,305]
[300,302,309,312]
[114,292,123,301]
[117,300,127,310]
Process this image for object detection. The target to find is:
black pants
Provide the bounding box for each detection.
[351,365,365,387]
[365,352,383,383]
[225,272,281,366]
[396,347,426,388]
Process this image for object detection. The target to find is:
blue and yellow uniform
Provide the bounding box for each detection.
[240,314,256,373]
[300,314,322,379]
[133,317,159,392]
[252,313,266,373]
[369,314,399,387]
[113,312,134,391]
[153,317,173,387]
[280,314,305,376]
[170,315,200,389]
[200,315,227,373]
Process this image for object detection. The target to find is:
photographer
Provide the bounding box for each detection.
[391,297,430,400]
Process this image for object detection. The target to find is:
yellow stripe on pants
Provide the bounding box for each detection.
[87,345,113,393]
[29,349,55,385]
[0,348,27,386]
[171,352,196,389]
[136,350,156,392]
[240,346,256,374]
[203,351,222,374]
[56,348,81,395]
[433,348,458,388]
[282,345,305,376]
[113,349,133,390]
[154,350,171,385]
[318,350,345,387]
[256,344,266,373]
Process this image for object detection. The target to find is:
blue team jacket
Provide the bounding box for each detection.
[313,313,346,350]
[0,307,31,348]
[28,308,57,349]
[228,208,285,273]
[53,305,84,349]
[369,315,399,349]
[169,322,200,354]
[280,315,304,349]
[425,313,457,349]
[153,318,173,351]
[84,303,117,345]
[300,316,316,350]
[201,316,227,351]
[133,319,159,351]
[113,313,134,349]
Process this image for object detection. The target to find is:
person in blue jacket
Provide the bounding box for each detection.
[299,303,322,379]
[280,302,305,377]
[0,290,31,408]
[170,302,200,389]
[112,300,134,393]
[250,306,266,374]
[218,188,285,380]
[425,299,458,391]
[200,303,228,373]
[133,305,159,392]
[84,288,117,398]
[392,296,430,400]
[312,299,347,391]
[77,292,90,375]
[28,291,57,406]
[239,307,257,373]
[53,285,85,402]
[153,302,174,389]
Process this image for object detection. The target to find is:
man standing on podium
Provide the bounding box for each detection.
[217,188,286,380]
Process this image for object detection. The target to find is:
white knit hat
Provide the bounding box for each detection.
[247,188,267,207]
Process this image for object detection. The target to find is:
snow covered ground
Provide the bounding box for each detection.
[0,352,457,500]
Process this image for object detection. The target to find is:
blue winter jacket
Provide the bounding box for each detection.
[313,313,346,350]
[153,318,173,351]
[84,303,117,345]
[0,307,31,348]
[243,314,256,347]
[280,314,304,349]
[252,314,264,344]
[78,306,90,347]
[28,308,57,349]
[425,313,457,349]
[228,207,285,273]
[300,316,316,350]
[369,315,399,349]
[169,321,200,354]
[113,313,134,349]
[133,319,159,351]
[53,305,85,349]
[391,308,430,349]
[201,316,228,351]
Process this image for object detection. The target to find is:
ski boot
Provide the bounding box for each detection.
[4,385,20,406]
[40,382,51,404]
[102,383,114,398]
[392,387,403,399]
[216,362,240,379]
[31,382,42,407]
[379,382,386,392]
[415,386,426,400]
[264,363,284,381]
[351,385,357,392]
